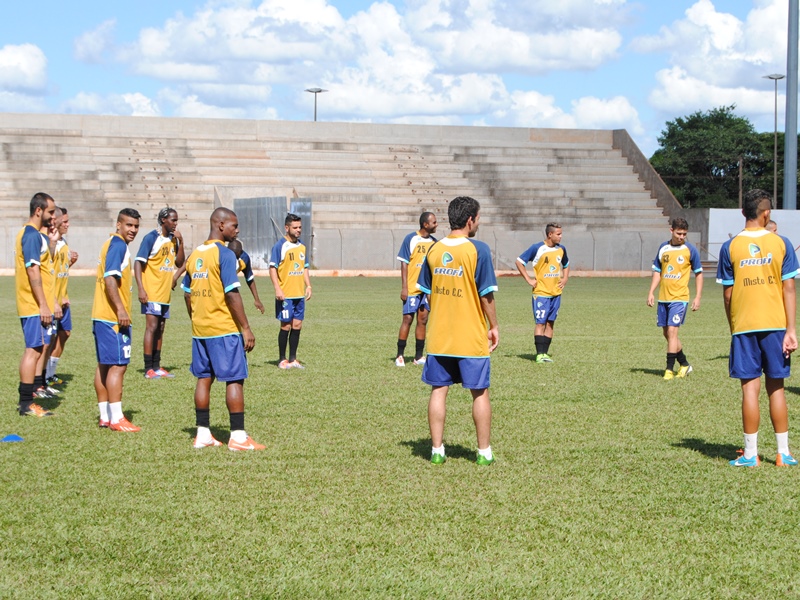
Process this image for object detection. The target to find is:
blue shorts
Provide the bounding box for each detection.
[275,298,305,323]
[57,305,72,332]
[93,321,132,366]
[141,302,171,319]
[532,295,561,324]
[191,335,248,382]
[422,355,491,390]
[657,302,688,328]
[20,316,55,349]
[402,294,430,315]
[729,330,791,380]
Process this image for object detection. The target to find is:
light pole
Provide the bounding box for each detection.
[764,73,785,203]
[304,88,328,122]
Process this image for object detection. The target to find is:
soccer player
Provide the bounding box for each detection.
[646,217,703,380]
[395,212,438,367]
[228,239,266,314]
[717,189,800,467]
[92,208,142,432]
[767,220,778,233]
[15,192,58,417]
[516,223,570,363]
[269,213,312,369]
[182,207,263,451]
[46,207,78,388]
[134,207,185,379]
[417,196,499,466]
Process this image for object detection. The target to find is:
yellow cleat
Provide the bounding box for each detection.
[676,365,693,378]
[663,369,675,381]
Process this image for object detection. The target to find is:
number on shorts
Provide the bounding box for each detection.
[281,309,289,320]
[535,309,546,320]
[123,345,131,359]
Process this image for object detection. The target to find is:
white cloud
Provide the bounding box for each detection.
[157,88,278,120]
[0,43,47,92]
[571,96,643,134]
[61,92,161,117]
[507,91,576,128]
[0,91,48,112]
[74,19,116,64]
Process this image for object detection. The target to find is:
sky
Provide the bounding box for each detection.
[0,0,793,156]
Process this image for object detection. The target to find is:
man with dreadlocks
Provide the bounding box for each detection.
[134,207,185,379]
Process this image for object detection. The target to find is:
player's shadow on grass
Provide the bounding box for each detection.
[787,386,800,396]
[629,368,666,377]
[672,438,740,461]
[518,353,538,362]
[181,425,230,442]
[399,438,475,462]
[710,354,729,361]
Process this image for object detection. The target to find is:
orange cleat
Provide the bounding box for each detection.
[193,436,223,448]
[109,417,141,432]
[228,436,266,451]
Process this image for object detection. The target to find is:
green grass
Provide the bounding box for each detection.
[1,275,799,599]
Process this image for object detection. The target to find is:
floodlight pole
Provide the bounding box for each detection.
[783,0,798,209]
[765,74,785,203]
[304,88,328,122]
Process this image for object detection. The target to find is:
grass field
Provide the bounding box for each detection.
[1,274,799,599]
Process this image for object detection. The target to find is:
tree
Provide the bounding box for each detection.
[650,106,770,209]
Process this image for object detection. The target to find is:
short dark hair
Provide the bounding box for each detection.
[58,206,67,214]
[671,217,689,231]
[545,222,562,236]
[29,192,53,217]
[419,212,435,228]
[157,207,177,226]
[742,189,772,221]
[227,238,243,258]
[118,208,141,221]
[285,213,301,227]
[448,196,480,230]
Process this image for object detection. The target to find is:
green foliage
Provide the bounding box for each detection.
[2,276,800,598]
[651,106,770,209]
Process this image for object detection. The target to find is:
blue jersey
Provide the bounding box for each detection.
[238,251,255,283]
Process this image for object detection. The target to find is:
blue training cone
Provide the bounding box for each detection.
[1,434,24,443]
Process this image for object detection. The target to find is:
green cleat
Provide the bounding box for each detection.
[476,455,495,466]
[430,453,446,465]
[535,354,553,364]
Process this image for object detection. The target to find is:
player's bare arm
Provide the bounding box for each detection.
[104,275,131,327]
[691,271,703,311]
[69,250,78,266]
[304,270,312,301]
[247,280,265,314]
[558,266,570,290]
[480,292,499,352]
[133,261,148,304]
[400,262,409,301]
[173,229,185,268]
[183,291,192,319]
[269,267,285,301]
[515,260,536,289]
[647,271,660,307]
[225,289,255,351]
[783,278,797,356]
[26,264,52,325]
[722,285,733,331]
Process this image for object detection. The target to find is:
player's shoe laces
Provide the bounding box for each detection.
[430,453,446,464]
[535,354,553,363]
[144,369,161,379]
[676,365,693,378]
[288,360,305,369]
[730,454,759,467]
[413,356,426,366]
[109,417,141,432]
[476,455,495,466]
[776,452,799,466]
[19,403,53,417]
[663,369,675,381]
[155,368,175,378]
[278,359,292,369]
[228,436,266,451]
[194,435,223,448]
[395,356,405,367]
